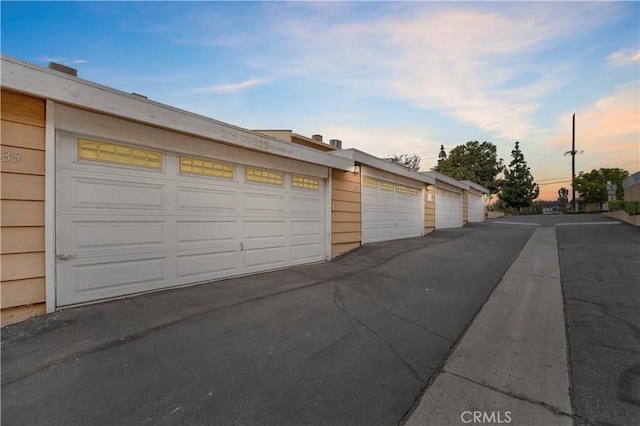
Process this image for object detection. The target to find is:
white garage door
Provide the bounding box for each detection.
[362,175,423,243]
[435,188,462,229]
[56,134,327,306]
[468,193,485,223]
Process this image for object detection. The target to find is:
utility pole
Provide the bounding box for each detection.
[571,114,576,210]
[564,113,583,211]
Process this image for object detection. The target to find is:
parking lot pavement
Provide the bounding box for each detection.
[2,223,534,426]
[557,220,640,426]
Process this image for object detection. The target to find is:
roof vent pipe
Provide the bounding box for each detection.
[47,62,78,77]
[329,139,342,149]
[312,134,323,143]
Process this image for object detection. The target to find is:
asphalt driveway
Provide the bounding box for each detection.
[2,223,534,426]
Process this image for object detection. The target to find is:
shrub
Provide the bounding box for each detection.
[625,201,640,215]
[609,201,625,212]
[609,201,640,215]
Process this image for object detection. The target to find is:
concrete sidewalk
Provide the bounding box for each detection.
[405,227,573,425]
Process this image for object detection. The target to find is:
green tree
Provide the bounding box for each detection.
[433,141,504,193]
[385,153,421,171]
[573,168,628,209]
[498,141,540,209]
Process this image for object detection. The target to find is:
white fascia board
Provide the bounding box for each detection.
[1,56,353,171]
[460,180,490,194]
[421,171,470,190]
[330,149,436,185]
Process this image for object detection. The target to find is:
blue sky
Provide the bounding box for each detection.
[2,1,638,199]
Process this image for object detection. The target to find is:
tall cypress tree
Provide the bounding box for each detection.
[499,141,540,209]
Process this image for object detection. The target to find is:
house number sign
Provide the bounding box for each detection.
[2,151,22,163]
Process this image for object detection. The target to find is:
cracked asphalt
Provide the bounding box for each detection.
[2,215,638,426]
[557,220,640,426]
[2,223,533,426]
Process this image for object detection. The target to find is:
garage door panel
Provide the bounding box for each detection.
[244,246,287,269]
[291,242,323,263]
[176,187,237,212]
[291,196,323,215]
[176,220,238,245]
[73,176,166,210]
[244,220,286,240]
[291,219,323,237]
[243,192,286,213]
[64,256,168,301]
[72,220,166,251]
[176,251,238,279]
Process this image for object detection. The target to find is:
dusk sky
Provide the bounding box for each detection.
[2,1,638,200]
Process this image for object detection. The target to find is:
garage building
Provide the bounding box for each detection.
[0,56,354,324]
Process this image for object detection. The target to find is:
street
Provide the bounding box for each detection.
[2,215,639,425]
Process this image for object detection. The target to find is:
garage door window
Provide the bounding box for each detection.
[408,187,419,196]
[245,167,283,185]
[380,181,395,191]
[78,139,162,169]
[292,176,320,190]
[179,156,234,179]
[363,176,378,188]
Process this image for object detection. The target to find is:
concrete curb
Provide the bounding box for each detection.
[405,227,573,426]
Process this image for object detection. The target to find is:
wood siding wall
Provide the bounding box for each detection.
[625,183,640,202]
[1,90,47,326]
[463,190,469,225]
[331,169,361,258]
[424,184,435,234]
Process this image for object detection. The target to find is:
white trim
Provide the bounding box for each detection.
[421,171,469,190]
[44,100,56,313]
[325,171,333,260]
[460,180,490,194]
[330,149,436,185]
[1,55,353,172]
[420,185,425,236]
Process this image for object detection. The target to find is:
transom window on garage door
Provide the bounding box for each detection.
[179,156,234,179]
[292,176,320,190]
[78,139,162,169]
[380,181,395,191]
[363,176,378,188]
[245,167,284,185]
[436,188,461,198]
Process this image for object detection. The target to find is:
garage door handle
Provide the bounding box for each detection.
[240,242,244,252]
[56,254,77,261]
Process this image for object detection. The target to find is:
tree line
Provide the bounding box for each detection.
[387,142,629,210]
[387,140,540,209]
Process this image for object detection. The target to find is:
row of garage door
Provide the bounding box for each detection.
[55,133,483,307]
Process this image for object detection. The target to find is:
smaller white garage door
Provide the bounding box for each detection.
[468,193,485,222]
[362,175,423,243]
[435,188,462,229]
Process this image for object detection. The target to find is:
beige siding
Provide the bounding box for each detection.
[463,190,469,225]
[1,89,46,326]
[424,184,435,234]
[331,169,362,258]
[625,183,640,201]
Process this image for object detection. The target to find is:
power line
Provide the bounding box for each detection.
[537,180,572,186]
